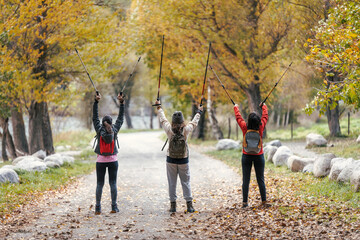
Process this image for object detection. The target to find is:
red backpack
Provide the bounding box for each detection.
[99,136,115,155]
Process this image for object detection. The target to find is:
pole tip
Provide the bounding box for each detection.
[138,56,141,61]
[289,62,293,67]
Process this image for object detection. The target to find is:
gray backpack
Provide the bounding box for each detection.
[243,130,262,154]
[169,132,187,158]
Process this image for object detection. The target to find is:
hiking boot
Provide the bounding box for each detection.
[110,204,119,213]
[186,201,195,213]
[241,202,248,208]
[95,205,101,215]
[169,201,176,213]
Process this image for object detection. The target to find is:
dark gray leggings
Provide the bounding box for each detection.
[96,161,118,206]
[241,154,266,203]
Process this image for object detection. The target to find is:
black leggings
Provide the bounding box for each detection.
[241,154,266,203]
[96,161,118,206]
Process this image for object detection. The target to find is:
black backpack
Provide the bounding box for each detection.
[243,130,262,154]
[169,132,187,158]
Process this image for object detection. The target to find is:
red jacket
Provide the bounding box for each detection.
[234,105,268,155]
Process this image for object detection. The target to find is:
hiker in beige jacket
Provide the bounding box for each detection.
[155,99,203,213]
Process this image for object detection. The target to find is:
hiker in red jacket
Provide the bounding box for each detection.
[234,103,269,208]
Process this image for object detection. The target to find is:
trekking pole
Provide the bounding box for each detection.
[75,48,99,95]
[120,56,141,96]
[161,138,168,151]
[152,35,165,107]
[200,42,211,107]
[260,62,293,107]
[209,65,235,105]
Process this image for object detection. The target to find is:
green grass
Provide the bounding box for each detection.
[206,149,360,208]
[0,129,100,218]
[267,117,360,141]
[0,159,94,217]
[310,138,360,159]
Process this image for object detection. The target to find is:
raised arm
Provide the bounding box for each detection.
[183,106,203,135]
[260,104,268,132]
[155,100,172,135]
[93,94,102,133]
[234,104,247,133]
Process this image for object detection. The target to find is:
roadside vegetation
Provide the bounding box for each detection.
[0,131,97,219]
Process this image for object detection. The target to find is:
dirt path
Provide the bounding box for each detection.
[4,131,241,240]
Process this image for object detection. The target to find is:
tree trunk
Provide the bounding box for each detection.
[149,106,154,129]
[1,131,8,161]
[28,101,55,155]
[326,100,341,137]
[191,101,206,140]
[207,85,224,140]
[0,117,17,160]
[28,101,44,154]
[84,91,93,130]
[283,110,287,127]
[276,104,281,127]
[11,108,29,155]
[244,82,262,114]
[42,102,54,155]
[124,99,133,129]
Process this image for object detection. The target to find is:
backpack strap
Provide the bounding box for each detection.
[116,135,119,149]
[93,134,98,149]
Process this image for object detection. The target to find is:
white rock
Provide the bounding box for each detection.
[1,165,16,170]
[330,157,345,169]
[306,133,327,148]
[44,154,64,166]
[45,161,60,168]
[15,160,47,172]
[329,158,352,181]
[216,139,240,151]
[60,151,82,157]
[350,169,360,192]
[62,155,75,164]
[287,156,315,172]
[12,156,28,165]
[337,160,360,183]
[32,150,46,160]
[303,164,314,174]
[0,168,19,183]
[272,146,293,166]
[15,156,43,165]
[266,140,282,147]
[55,146,66,151]
[313,153,336,177]
[357,135,360,143]
[264,146,278,163]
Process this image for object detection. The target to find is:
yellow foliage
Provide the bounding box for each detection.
[0,0,126,110]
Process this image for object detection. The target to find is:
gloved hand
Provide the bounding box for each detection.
[95,93,101,102]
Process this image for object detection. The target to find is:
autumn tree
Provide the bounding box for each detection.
[305,0,359,136]
[0,0,126,155]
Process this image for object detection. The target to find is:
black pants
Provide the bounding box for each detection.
[96,161,118,206]
[241,154,266,203]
